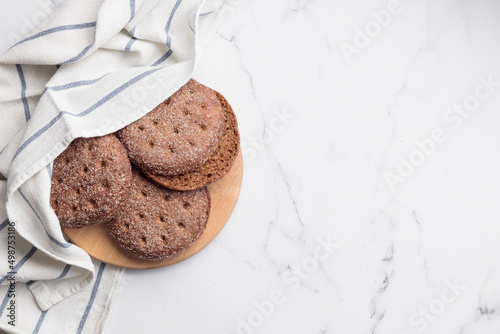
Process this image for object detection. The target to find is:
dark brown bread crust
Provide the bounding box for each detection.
[145,89,240,191]
[50,135,132,228]
[116,79,224,176]
[108,168,211,261]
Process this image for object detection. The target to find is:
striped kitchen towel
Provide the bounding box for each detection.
[0,0,234,333]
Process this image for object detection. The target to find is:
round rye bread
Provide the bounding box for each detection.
[108,169,211,261]
[145,89,240,190]
[116,79,224,176]
[50,135,132,228]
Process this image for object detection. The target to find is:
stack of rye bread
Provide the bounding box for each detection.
[49,79,240,261]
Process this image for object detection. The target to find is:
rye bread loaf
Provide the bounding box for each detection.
[50,135,132,228]
[116,79,225,177]
[108,168,210,260]
[145,89,240,191]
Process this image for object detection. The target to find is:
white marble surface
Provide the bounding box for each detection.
[3,0,500,333]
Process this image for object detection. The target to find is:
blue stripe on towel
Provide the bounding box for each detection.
[165,0,183,47]
[0,219,9,231]
[30,264,71,333]
[16,64,30,121]
[43,74,108,94]
[32,309,48,334]
[0,246,37,285]
[130,0,136,21]
[76,262,106,334]
[125,27,137,51]
[125,0,137,51]
[11,22,97,48]
[12,113,64,162]
[59,43,94,65]
[152,0,183,65]
[45,163,52,179]
[57,264,72,278]
[11,68,161,162]
[0,290,11,318]
[26,264,71,286]
[18,189,72,248]
[151,49,173,66]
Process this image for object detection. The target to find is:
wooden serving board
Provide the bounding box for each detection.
[63,152,242,269]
